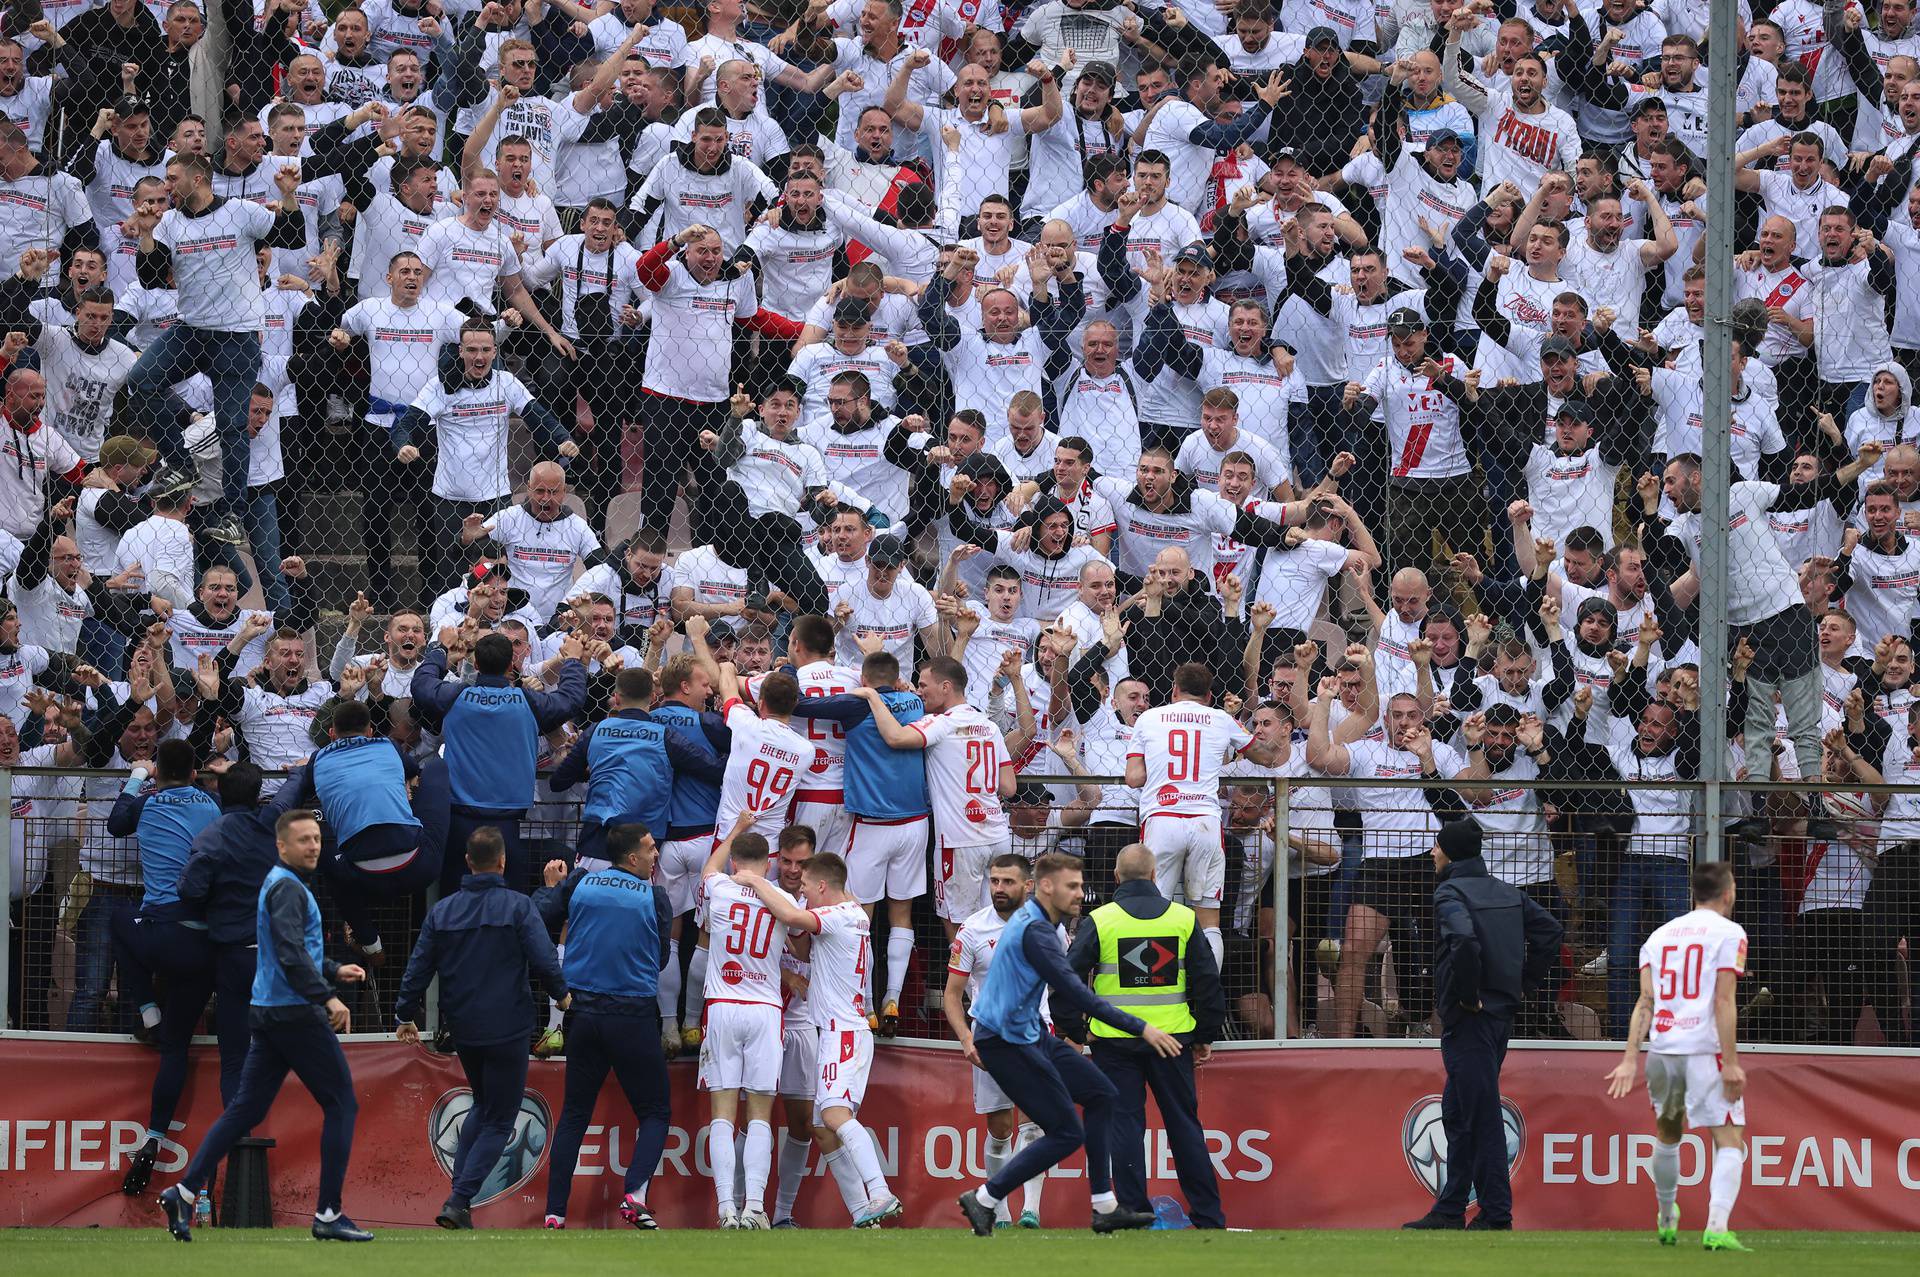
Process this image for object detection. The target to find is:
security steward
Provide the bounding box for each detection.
[1067,844,1227,1229]
[394,827,569,1231]
[1404,820,1563,1232]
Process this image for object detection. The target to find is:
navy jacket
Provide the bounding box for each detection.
[175,786,311,944]
[1066,879,1227,1045]
[395,873,568,1047]
[1432,858,1564,1027]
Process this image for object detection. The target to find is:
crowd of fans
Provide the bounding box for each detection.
[1,0,1918,1051]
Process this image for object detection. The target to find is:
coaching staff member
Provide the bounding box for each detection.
[533,825,673,1230]
[1067,843,1226,1228]
[1404,820,1562,1231]
[395,827,570,1231]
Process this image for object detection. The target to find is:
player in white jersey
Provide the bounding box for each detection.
[737,852,902,1228]
[715,670,813,844]
[857,656,1017,936]
[1605,862,1752,1252]
[942,855,1047,1228]
[769,826,819,1227]
[1125,661,1278,970]
[698,821,792,1228]
[784,616,858,858]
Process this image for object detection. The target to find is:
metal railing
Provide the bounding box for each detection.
[4,767,1916,1052]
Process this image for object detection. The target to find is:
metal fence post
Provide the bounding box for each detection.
[1273,776,1290,1043]
[0,765,11,1027]
[1695,0,1738,857]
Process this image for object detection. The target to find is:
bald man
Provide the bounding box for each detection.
[1118,546,1245,703]
[1371,567,1433,702]
[459,462,605,623]
[1067,844,1225,1228]
[1736,214,1816,426]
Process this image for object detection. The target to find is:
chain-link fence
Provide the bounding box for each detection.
[6,767,1914,1049]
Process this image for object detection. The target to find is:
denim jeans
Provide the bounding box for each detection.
[66,890,136,1033]
[124,325,263,517]
[1608,853,1693,1037]
[203,484,291,613]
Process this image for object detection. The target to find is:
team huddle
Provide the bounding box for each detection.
[125,639,1754,1244]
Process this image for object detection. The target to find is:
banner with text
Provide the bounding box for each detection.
[4,1040,1918,1230]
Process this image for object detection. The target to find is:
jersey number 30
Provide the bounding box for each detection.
[722,901,776,959]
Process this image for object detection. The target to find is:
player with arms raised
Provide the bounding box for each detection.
[855,657,1016,934]
[1125,662,1280,971]
[1605,862,1752,1252]
[698,815,793,1229]
[736,852,902,1228]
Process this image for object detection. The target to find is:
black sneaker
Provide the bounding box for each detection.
[1466,1215,1512,1231]
[435,1199,473,1230]
[1090,1206,1156,1233]
[312,1213,374,1241]
[1402,1212,1466,1230]
[957,1190,996,1237]
[123,1138,159,1196]
[158,1184,195,1241]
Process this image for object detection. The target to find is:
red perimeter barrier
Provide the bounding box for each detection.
[3,1039,1918,1230]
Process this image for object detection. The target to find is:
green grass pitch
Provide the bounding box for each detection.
[6,1229,1918,1276]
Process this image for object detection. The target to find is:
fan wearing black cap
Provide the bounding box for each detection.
[1341,306,1483,578]
[831,531,946,671]
[1261,25,1370,178]
[1021,59,1130,234]
[1332,59,1476,290]
[1403,818,1561,1230]
[1126,241,1226,450]
[1461,312,1651,553]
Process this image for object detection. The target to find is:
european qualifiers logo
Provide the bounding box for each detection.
[427,1088,552,1207]
[1401,1094,1526,1202]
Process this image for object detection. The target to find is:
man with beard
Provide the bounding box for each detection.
[331,597,429,700]
[943,854,1046,1228]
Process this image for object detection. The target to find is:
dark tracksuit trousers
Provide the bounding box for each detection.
[544,1006,672,1216]
[324,756,453,945]
[180,1009,358,1214]
[1092,1040,1223,1228]
[976,1033,1117,1201]
[1434,1011,1514,1223]
[441,810,528,896]
[450,1044,532,1206]
[110,916,217,1133]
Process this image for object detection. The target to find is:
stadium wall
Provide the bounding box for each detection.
[4,1039,1919,1230]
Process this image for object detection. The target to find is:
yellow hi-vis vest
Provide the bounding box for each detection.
[1087,898,1196,1037]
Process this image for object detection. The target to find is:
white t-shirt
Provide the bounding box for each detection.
[1128,702,1252,817]
[409,368,537,501]
[417,216,521,313]
[153,198,282,332]
[1639,907,1748,1055]
[0,419,83,538]
[832,575,937,668]
[911,702,1012,848]
[481,505,601,622]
